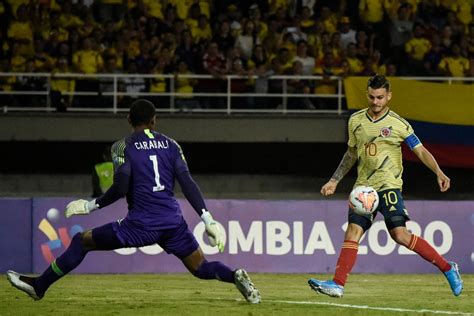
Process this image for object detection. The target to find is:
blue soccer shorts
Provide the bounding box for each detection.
[348,188,411,232]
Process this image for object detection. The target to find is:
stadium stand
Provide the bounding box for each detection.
[0,0,471,111]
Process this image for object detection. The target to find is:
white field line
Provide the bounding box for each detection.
[267,299,473,315]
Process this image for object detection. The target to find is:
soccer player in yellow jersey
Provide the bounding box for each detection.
[308,75,463,298]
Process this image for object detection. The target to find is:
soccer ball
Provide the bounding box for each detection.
[349,186,379,215]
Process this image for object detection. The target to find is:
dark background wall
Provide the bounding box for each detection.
[1,140,472,200]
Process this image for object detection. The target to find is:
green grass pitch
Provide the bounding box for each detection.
[1,273,472,315]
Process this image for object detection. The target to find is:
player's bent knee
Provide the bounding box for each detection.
[78,230,96,251]
[192,260,209,279]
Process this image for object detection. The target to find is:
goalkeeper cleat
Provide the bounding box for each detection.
[308,279,344,298]
[6,270,43,301]
[444,261,463,296]
[234,269,261,304]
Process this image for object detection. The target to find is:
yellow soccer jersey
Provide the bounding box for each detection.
[348,109,422,191]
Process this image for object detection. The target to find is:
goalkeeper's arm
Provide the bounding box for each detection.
[175,168,225,252]
[65,162,130,218]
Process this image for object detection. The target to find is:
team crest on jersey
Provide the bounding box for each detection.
[380,127,392,137]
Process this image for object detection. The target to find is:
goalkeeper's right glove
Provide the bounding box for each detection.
[65,199,99,218]
[201,209,225,252]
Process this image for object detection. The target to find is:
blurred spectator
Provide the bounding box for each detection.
[276,47,293,72]
[229,57,253,108]
[175,60,199,111]
[7,4,33,57]
[388,4,414,74]
[92,145,113,198]
[360,49,386,76]
[248,4,268,40]
[10,41,26,72]
[314,53,341,109]
[15,59,46,107]
[120,61,147,107]
[235,20,261,60]
[148,58,169,108]
[345,43,364,75]
[134,40,154,73]
[191,14,213,45]
[423,34,447,76]
[213,20,235,54]
[439,25,454,51]
[98,56,120,108]
[185,3,201,31]
[32,38,55,72]
[199,42,227,108]
[58,0,84,30]
[338,16,357,51]
[438,43,470,78]
[176,30,200,72]
[50,57,75,112]
[247,44,268,70]
[320,6,338,34]
[404,24,431,75]
[72,37,103,107]
[267,57,285,108]
[330,32,343,61]
[355,30,371,60]
[292,40,315,75]
[299,6,316,34]
[142,0,164,20]
[287,60,315,110]
[451,0,472,32]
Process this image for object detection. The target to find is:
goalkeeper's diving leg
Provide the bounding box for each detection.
[6,223,123,300]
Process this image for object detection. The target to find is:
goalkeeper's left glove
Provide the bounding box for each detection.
[201,209,225,252]
[65,199,99,218]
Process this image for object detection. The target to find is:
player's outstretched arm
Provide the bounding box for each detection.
[412,145,451,192]
[65,199,99,218]
[321,146,357,196]
[65,163,130,218]
[176,169,225,252]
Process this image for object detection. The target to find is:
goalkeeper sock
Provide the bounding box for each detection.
[333,240,359,286]
[194,260,234,283]
[408,234,451,272]
[36,233,88,294]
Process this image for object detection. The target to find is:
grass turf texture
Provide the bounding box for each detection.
[1,273,472,315]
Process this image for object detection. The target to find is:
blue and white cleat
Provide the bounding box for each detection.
[6,270,43,300]
[234,268,261,304]
[444,262,463,296]
[308,279,344,298]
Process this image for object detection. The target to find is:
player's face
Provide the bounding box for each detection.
[367,87,391,116]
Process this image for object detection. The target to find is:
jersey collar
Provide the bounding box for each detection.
[366,108,390,123]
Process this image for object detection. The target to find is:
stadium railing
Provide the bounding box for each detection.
[0,73,471,114]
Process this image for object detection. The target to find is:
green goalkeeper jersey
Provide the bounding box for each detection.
[348,108,422,191]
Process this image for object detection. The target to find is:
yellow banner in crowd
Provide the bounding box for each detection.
[344,77,474,126]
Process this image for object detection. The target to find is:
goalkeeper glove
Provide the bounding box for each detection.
[65,199,99,218]
[201,209,225,252]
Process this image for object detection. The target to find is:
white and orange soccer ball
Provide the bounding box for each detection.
[349,186,379,215]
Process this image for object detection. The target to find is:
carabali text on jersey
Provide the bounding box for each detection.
[134,139,169,150]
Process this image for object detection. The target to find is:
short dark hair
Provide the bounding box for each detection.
[129,99,156,127]
[367,74,390,91]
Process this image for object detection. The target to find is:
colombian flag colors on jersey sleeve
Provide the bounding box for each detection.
[344,77,474,168]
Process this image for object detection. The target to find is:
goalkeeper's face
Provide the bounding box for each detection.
[367,87,391,115]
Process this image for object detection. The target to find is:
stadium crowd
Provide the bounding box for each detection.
[0,0,472,110]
